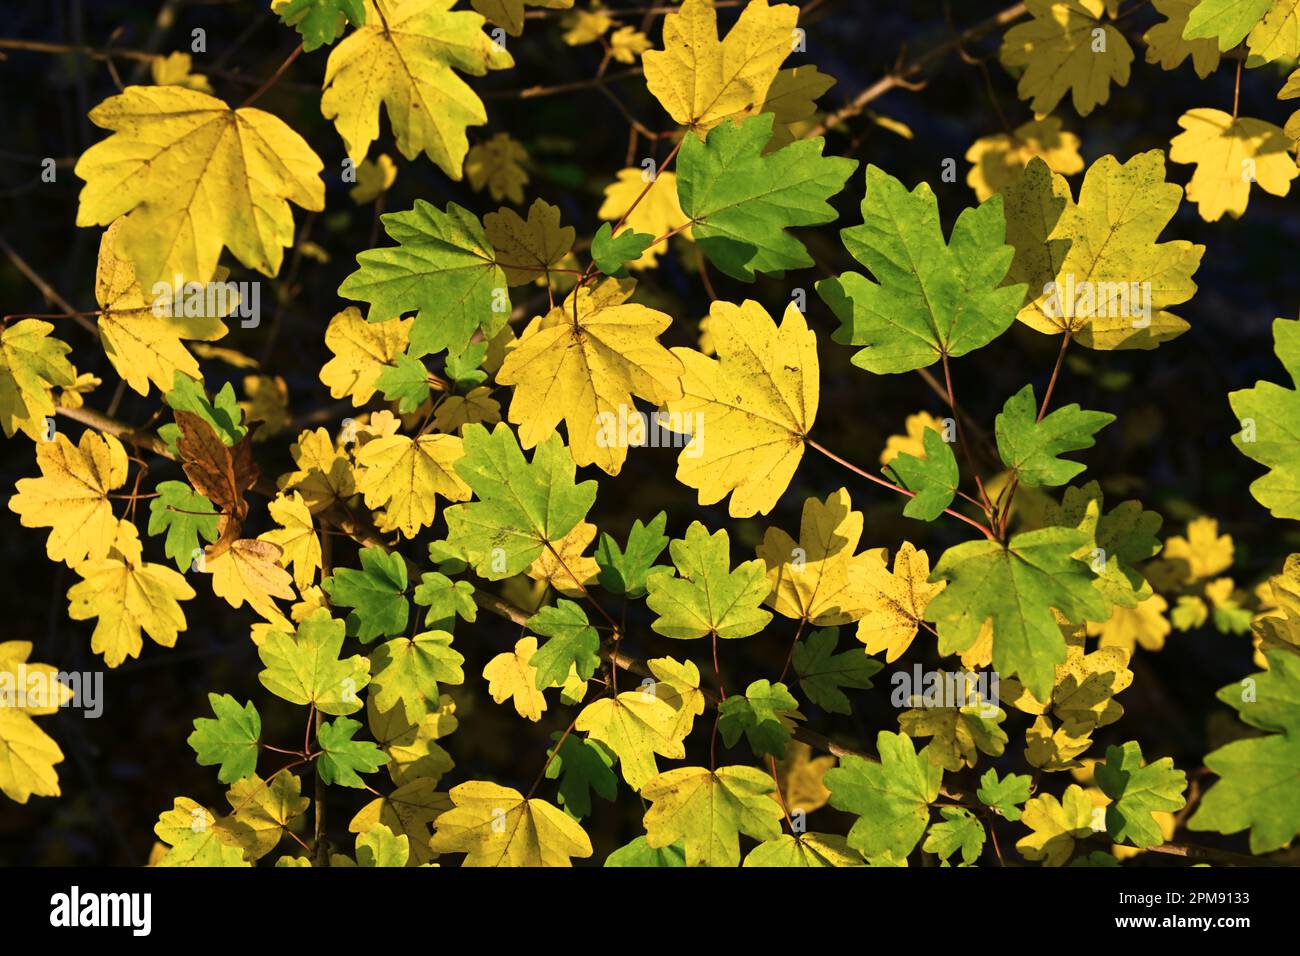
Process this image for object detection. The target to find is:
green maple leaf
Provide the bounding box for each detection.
[412,571,476,631]
[677,112,857,281]
[1229,317,1300,520]
[443,423,597,580]
[159,372,245,448]
[641,765,783,867]
[337,200,508,357]
[187,693,260,783]
[1095,740,1187,848]
[995,384,1114,487]
[885,426,960,521]
[1189,649,1300,853]
[1183,0,1271,51]
[276,0,366,52]
[257,609,371,715]
[444,341,489,388]
[317,717,386,788]
[375,352,432,413]
[595,511,670,598]
[591,222,653,277]
[545,733,617,820]
[718,679,800,758]
[528,600,600,689]
[370,630,463,721]
[1044,481,1162,609]
[825,731,943,861]
[603,835,686,867]
[816,164,1025,374]
[322,546,409,642]
[645,521,772,640]
[926,527,1107,700]
[356,822,409,867]
[976,768,1033,822]
[922,807,985,865]
[743,833,864,867]
[791,627,881,715]
[148,480,219,571]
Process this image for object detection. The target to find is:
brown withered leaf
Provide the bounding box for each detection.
[174,410,259,558]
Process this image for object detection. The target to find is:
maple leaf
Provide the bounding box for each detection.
[1087,594,1172,653]
[604,835,686,867]
[965,117,1084,201]
[319,307,411,406]
[595,511,670,598]
[677,113,856,281]
[855,542,945,663]
[484,198,575,286]
[1015,783,1097,865]
[355,822,410,867]
[160,372,246,447]
[370,630,462,722]
[465,132,529,204]
[1184,0,1300,62]
[471,0,570,37]
[641,765,783,867]
[0,642,67,803]
[174,409,259,558]
[1229,318,1300,519]
[926,527,1107,701]
[496,277,684,474]
[279,427,357,514]
[663,299,817,517]
[976,768,1033,821]
[757,488,886,626]
[642,0,798,134]
[1044,481,1161,610]
[544,733,617,819]
[717,679,801,758]
[923,807,986,866]
[258,492,321,592]
[429,780,593,866]
[257,609,371,715]
[224,771,310,861]
[597,168,692,270]
[350,776,448,865]
[590,223,653,277]
[524,520,599,596]
[1095,741,1187,848]
[92,219,228,396]
[204,538,296,625]
[646,521,771,640]
[744,832,863,867]
[322,546,409,642]
[0,320,75,440]
[575,688,684,791]
[443,423,598,579]
[647,656,706,746]
[67,526,196,668]
[275,0,366,51]
[75,85,324,288]
[759,65,836,150]
[816,164,1024,374]
[791,628,880,715]
[824,731,942,861]
[995,384,1114,487]
[9,429,128,566]
[528,600,599,690]
[886,427,960,521]
[354,432,472,538]
[898,674,1008,772]
[1144,0,1221,78]
[321,0,513,177]
[1008,151,1204,350]
[1170,109,1298,222]
[338,200,508,357]
[999,0,1134,118]
[188,693,261,784]
[153,798,250,867]
[483,636,547,721]
[317,717,386,787]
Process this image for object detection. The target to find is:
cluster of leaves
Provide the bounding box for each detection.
[3,0,1300,868]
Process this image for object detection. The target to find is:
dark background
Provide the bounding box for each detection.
[2,0,1298,865]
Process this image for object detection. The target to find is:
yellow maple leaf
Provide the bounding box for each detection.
[0,320,76,440]
[561,7,612,44]
[610,26,652,63]
[758,65,836,150]
[643,0,798,134]
[258,492,322,591]
[1087,593,1171,653]
[75,85,324,288]
[1169,108,1298,222]
[10,429,128,566]
[526,520,600,596]
[484,198,575,286]
[0,642,70,803]
[319,307,412,407]
[278,427,358,514]
[597,168,692,269]
[1015,783,1097,865]
[576,688,684,791]
[464,132,529,205]
[321,0,514,177]
[240,374,291,441]
[349,153,398,204]
[67,525,196,667]
[432,386,501,433]
[203,538,295,627]
[1143,0,1220,79]
[855,542,945,662]
[965,117,1084,202]
[1160,515,1233,582]
[472,0,571,37]
[353,432,471,538]
[756,487,887,625]
[1008,151,1204,349]
[999,0,1133,118]
[664,299,818,517]
[647,656,706,745]
[773,740,834,814]
[350,777,448,866]
[483,636,547,721]
[150,51,214,94]
[429,779,592,866]
[879,410,946,466]
[497,277,684,474]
